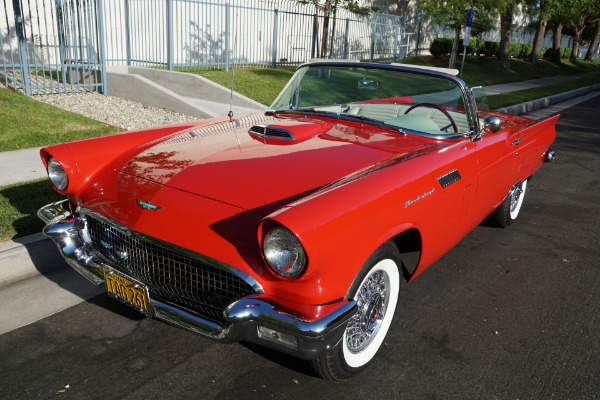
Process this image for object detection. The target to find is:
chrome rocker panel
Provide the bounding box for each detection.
[39,200,356,359]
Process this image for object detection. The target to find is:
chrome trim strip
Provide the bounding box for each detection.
[78,208,264,294]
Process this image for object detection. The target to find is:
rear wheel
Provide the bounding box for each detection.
[491,179,528,227]
[310,241,401,381]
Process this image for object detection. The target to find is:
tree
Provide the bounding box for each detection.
[564,0,599,62]
[583,20,600,61]
[528,0,554,64]
[297,0,378,59]
[418,0,494,68]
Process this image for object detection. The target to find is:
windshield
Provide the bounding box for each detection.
[270,65,474,136]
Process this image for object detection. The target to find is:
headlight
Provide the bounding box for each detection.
[263,227,307,278]
[47,157,69,191]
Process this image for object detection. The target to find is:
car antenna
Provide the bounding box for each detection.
[229,33,243,153]
[228,34,236,123]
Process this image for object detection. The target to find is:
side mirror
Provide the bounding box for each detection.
[472,116,503,142]
[484,116,503,133]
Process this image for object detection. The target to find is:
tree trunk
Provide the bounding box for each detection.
[329,3,338,58]
[570,14,587,63]
[449,25,461,69]
[551,21,563,64]
[530,18,547,64]
[583,20,600,62]
[320,0,331,58]
[314,1,320,58]
[498,11,513,64]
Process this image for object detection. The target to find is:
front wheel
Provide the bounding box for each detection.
[491,179,528,227]
[310,241,401,381]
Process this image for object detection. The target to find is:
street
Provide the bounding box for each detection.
[1,95,599,399]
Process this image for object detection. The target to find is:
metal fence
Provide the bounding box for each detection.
[100,0,412,70]
[1,0,107,95]
[1,0,415,95]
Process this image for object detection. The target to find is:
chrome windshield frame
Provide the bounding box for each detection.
[268,61,481,140]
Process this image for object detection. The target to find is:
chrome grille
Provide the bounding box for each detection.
[85,215,256,324]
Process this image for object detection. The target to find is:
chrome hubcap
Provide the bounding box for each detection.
[510,183,523,213]
[346,270,389,353]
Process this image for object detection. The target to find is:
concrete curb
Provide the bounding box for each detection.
[0,233,60,288]
[497,84,600,115]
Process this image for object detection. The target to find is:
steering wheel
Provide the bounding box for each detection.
[404,103,458,133]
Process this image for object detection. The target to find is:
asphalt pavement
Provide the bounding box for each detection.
[0,92,598,399]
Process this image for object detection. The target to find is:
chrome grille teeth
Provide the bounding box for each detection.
[86,216,256,324]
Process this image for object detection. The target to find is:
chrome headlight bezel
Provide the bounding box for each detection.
[262,227,307,278]
[47,157,69,191]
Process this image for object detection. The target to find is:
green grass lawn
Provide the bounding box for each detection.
[183,66,297,106]
[0,179,62,241]
[188,57,600,107]
[0,87,120,152]
[487,75,600,109]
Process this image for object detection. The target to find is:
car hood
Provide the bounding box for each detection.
[118,114,434,214]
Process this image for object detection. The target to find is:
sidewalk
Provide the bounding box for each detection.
[484,71,600,95]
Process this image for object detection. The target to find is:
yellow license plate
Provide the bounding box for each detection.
[105,267,151,316]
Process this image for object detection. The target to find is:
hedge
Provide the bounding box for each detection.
[430,37,572,60]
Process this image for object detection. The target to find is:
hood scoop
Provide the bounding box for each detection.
[249,125,294,140]
[248,119,333,145]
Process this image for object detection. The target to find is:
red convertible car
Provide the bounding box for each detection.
[38,62,557,380]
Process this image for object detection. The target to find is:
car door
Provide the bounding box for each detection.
[473,125,522,223]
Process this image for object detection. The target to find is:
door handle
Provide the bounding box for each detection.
[511,138,520,145]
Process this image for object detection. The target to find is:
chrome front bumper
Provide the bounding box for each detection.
[38,200,356,359]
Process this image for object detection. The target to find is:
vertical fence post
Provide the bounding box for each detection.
[415,14,422,57]
[96,0,108,94]
[272,9,278,68]
[225,3,230,71]
[166,0,173,70]
[393,25,399,62]
[124,0,131,66]
[11,0,31,95]
[311,15,317,59]
[343,18,349,59]
[54,0,68,85]
[370,23,376,62]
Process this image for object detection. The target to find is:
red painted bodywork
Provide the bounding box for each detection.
[41,106,558,322]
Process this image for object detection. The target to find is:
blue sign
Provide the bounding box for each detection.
[463,9,475,46]
[466,8,474,27]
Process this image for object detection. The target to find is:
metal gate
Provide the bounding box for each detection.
[0,0,107,95]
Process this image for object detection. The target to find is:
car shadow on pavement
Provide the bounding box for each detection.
[239,341,320,378]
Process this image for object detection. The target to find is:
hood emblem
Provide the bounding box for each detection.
[137,199,163,210]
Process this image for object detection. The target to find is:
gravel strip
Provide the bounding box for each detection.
[34,91,200,131]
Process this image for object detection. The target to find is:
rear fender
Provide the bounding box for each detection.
[515,114,559,181]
